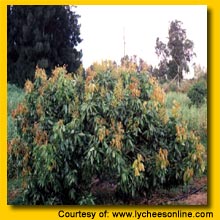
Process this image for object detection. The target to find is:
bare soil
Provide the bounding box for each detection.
[168,176,207,205]
[147,176,207,205]
[92,176,207,205]
[179,192,207,205]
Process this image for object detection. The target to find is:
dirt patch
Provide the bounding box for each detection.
[172,176,207,205]
[92,176,207,205]
[153,176,208,205]
[178,192,207,205]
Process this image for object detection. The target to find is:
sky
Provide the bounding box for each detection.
[75,5,207,71]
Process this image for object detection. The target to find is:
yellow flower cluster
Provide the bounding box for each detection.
[175,128,206,174]
[100,86,107,97]
[85,68,98,96]
[22,150,30,168]
[158,107,169,124]
[139,59,149,73]
[38,83,48,95]
[8,137,21,156]
[86,67,97,82]
[149,76,157,85]
[190,143,206,173]
[142,101,148,109]
[32,123,48,146]
[156,148,169,170]
[98,126,110,142]
[129,76,141,97]
[85,83,98,94]
[8,138,30,177]
[132,154,145,177]
[110,121,124,150]
[96,117,106,125]
[111,97,119,108]
[172,100,181,118]
[176,124,187,143]
[21,120,28,133]
[64,73,74,81]
[150,84,165,104]
[25,80,34,93]
[35,66,47,81]
[114,78,124,101]
[57,119,64,127]
[34,129,48,146]
[189,131,200,144]
[88,61,108,73]
[121,59,138,73]
[47,65,68,83]
[36,102,43,116]
[11,103,28,118]
[96,117,109,142]
[183,167,194,183]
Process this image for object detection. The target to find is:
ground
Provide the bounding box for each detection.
[179,192,207,205]
[91,176,207,205]
[171,176,207,205]
[8,176,207,205]
[147,176,207,205]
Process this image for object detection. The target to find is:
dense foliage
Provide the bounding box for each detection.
[166,91,207,147]
[7,5,82,87]
[187,79,207,107]
[9,63,206,204]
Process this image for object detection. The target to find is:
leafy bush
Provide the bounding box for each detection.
[165,91,191,110]
[187,80,207,107]
[9,64,206,204]
[166,92,207,147]
[180,101,207,147]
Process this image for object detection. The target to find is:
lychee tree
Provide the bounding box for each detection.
[9,62,206,204]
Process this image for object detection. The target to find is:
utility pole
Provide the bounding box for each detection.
[123,27,126,57]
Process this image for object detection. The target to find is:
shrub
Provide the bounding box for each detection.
[166,92,207,147]
[181,102,207,147]
[165,91,191,110]
[9,64,206,204]
[187,80,207,107]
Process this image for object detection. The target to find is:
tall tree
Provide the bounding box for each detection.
[155,20,195,86]
[8,5,82,87]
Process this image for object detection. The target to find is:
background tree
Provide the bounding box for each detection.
[155,20,195,86]
[8,5,82,87]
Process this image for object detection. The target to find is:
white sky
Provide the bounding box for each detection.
[75,5,207,70]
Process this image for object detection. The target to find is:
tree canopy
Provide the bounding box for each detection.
[8,5,82,87]
[155,20,195,85]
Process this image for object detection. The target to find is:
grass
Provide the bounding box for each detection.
[7,83,25,140]
[7,84,25,204]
